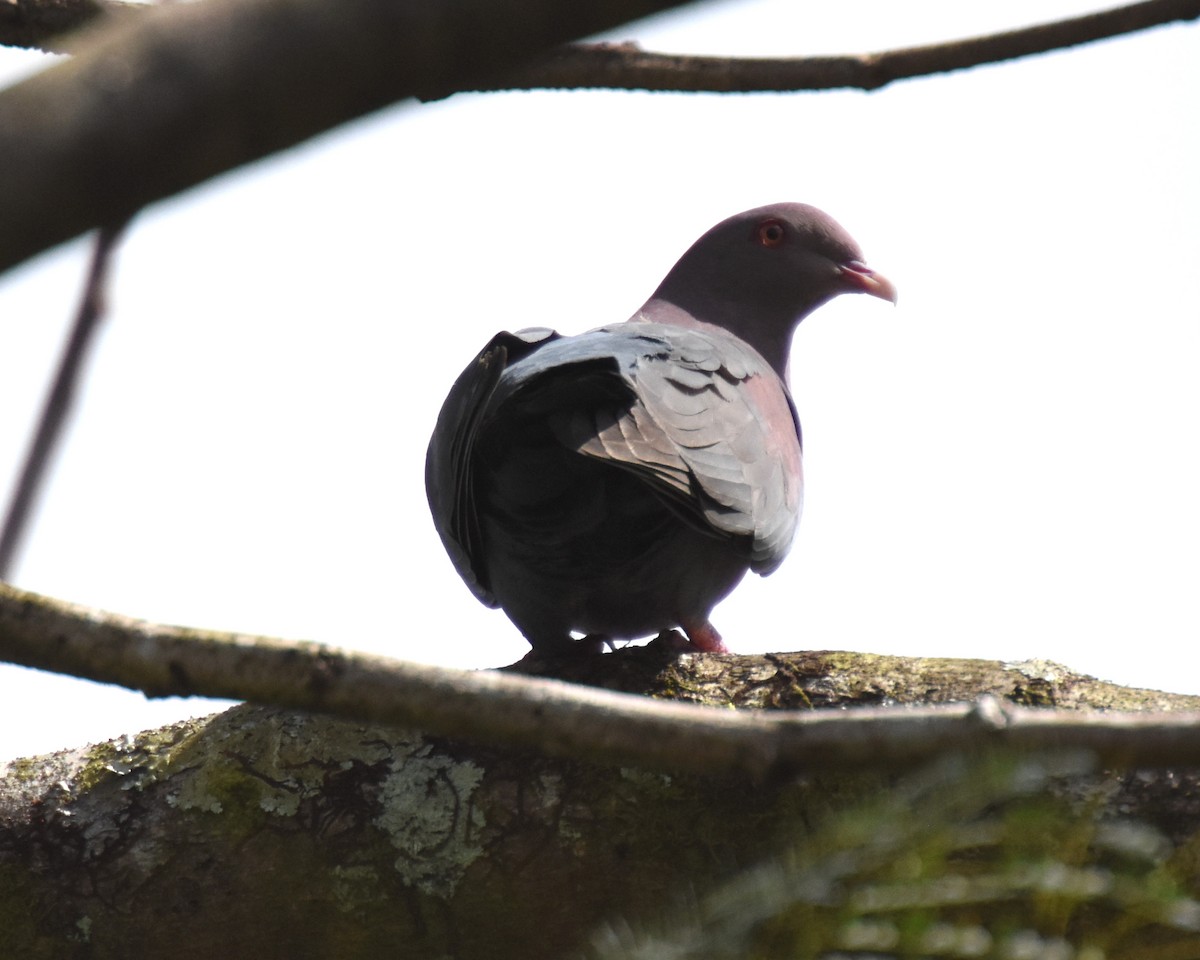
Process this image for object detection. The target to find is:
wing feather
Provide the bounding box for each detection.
[562,322,803,571]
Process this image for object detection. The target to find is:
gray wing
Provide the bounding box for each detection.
[426,322,804,609]
[551,322,804,572]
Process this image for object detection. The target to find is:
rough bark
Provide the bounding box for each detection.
[3,648,1200,959]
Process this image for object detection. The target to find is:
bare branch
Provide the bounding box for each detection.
[0,220,129,579]
[6,0,1197,90]
[4,580,1200,778]
[488,0,1200,94]
[0,0,140,52]
[0,0,698,278]
[1,1,1195,277]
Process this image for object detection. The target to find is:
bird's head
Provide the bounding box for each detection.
[646,202,896,377]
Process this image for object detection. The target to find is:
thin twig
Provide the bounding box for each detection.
[483,0,1200,95]
[0,219,130,580]
[3,580,1200,777]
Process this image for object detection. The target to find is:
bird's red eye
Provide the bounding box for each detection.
[756,219,786,247]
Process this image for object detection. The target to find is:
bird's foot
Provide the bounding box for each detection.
[649,622,729,654]
[649,629,692,652]
[522,634,609,659]
[679,619,729,654]
[578,634,614,654]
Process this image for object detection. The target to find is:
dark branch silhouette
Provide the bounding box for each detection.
[0,0,698,279]
[488,0,1200,94]
[5,0,1197,82]
[0,0,140,51]
[0,220,129,579]
[1,1,1197,280]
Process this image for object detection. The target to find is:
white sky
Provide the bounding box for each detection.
[1,0,1198,761]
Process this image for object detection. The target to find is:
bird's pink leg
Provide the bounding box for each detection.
[679,618,729,653]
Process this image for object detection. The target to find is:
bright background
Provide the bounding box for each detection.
[1,0,1198,761]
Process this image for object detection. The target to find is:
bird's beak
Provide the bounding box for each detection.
[840,261,898,305]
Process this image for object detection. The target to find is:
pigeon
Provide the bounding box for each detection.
[426,203,895,655]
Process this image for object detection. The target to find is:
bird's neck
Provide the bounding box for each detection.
[632,295,815,383]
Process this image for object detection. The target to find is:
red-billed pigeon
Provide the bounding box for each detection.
[426,203,895,654]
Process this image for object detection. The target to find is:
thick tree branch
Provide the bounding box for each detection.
[0,220,129,579]
[4,581,1200,778]
[490,0,1200,94]
[0,0,140,52]
[0,0,697,279]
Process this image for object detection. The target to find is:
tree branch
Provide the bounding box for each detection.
[4,580,1200,777]
[0,0,698,279]
[488,0,1200,94]
[1,1,1196,279]
[0,0,140,52]
[0,220,129,579]
[5,0,1197,87]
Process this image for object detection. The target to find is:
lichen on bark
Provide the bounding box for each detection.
[3,650,1200,959]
